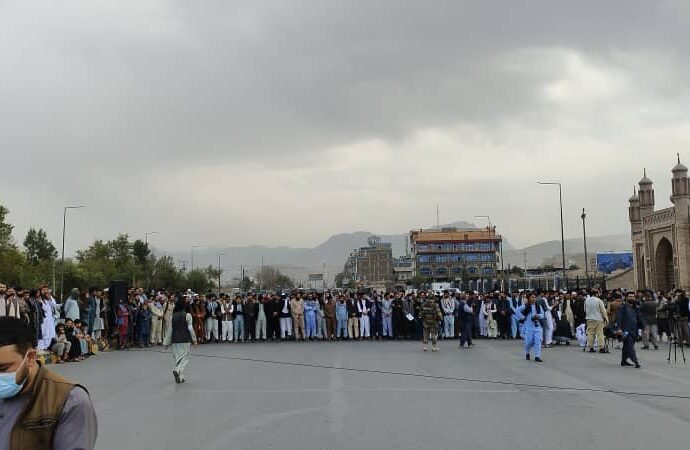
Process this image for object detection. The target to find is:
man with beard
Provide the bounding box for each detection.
[323,293,337,340]
[0,286,21,319]
[496,293,512,339]
[346,294,360,340]
[615,291,643,368]
[0,317,97,450]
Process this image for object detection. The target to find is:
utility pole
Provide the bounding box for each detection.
[218,253,226,297]
[190,244,201,272]
[537,181,567,288]
[60,205,85,301]
[581,208,590,288]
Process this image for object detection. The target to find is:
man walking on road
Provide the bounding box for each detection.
[615,292,643,368]
[164,299,198,383]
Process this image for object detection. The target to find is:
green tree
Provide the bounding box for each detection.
[239,276,254,291]
[334,271,346,288]
[0,205,14,249]
[132,240,150,265]
[23,228,58,264]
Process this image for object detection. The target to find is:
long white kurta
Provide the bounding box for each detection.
[40,298,57,350]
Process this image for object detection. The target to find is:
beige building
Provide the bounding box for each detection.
[629,158,690,291]
[343,236,394,288]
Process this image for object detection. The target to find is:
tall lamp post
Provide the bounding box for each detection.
[218,253,227,297]
[60,205,85,301]
[190,244,201,272]
[581,208,590,288]
[143,232,158,290]
[537,181,567,288]
[145,231,158,247]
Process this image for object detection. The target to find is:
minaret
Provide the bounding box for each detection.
[671,154,689,204]
[628,186,641,231]
[671,155,690,289]
[638,169,655,218]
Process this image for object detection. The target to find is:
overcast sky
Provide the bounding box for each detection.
[2,1,689,254]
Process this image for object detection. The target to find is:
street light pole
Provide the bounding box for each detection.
[60,205,85,301]
[538,181,567,288]
[581,208,590,288]
[145,231,158,248]
[218,253,227,297]
[191,244,201,272]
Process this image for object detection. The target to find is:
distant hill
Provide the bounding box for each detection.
[503,234,631,269]
[159,223,630,285]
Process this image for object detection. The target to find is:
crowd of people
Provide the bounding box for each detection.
[2,281,689,365]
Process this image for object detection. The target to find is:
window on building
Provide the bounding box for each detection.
[419,267,432,276]
[417,244,429,252]
[418,255,430,263]
[436,268,448,275]
[435,255,447,263]
[452,267,463,274]
[468,266,478,274]
[482,266,494,274]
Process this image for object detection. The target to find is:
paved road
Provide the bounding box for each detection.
[53,339,690,450]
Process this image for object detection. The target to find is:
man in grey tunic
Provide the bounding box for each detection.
[164,299,198,384]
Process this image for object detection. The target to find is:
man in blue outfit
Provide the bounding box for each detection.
[515,293,544,362]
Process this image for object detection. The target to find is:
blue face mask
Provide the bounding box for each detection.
[0,354,28,399]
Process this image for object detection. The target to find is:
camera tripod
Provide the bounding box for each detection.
[667,315,686,364]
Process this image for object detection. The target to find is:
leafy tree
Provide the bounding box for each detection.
[23,228,57,264]
[132,240,150,265]
[255,265,295,290]
[334,271,346,288]
[568,264,580,271]
[239,276,254,291]
[0,204,14,249]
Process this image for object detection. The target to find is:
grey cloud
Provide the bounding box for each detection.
[1,1,689,251]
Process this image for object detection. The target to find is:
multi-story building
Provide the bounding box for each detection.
[410,227,502,291]
[393,256,415,286]
[343,236,394,288]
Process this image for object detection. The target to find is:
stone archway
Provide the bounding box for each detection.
[655,238,675,292]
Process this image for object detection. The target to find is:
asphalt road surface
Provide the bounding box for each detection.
[53,339,690,450]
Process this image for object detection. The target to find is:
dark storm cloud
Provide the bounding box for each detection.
[1,0,689,250]
[2,0,688,172]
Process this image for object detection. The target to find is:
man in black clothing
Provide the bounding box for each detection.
[615,292,643,368]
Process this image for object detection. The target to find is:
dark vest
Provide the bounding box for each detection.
[171,311,192,344]
[11,363,86,450]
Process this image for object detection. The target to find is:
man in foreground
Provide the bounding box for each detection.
[164,299,198,383]
[0,316,98,450]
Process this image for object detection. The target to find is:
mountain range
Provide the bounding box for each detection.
[159,221,631,285]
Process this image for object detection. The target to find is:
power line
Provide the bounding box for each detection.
[141,349,690,401]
